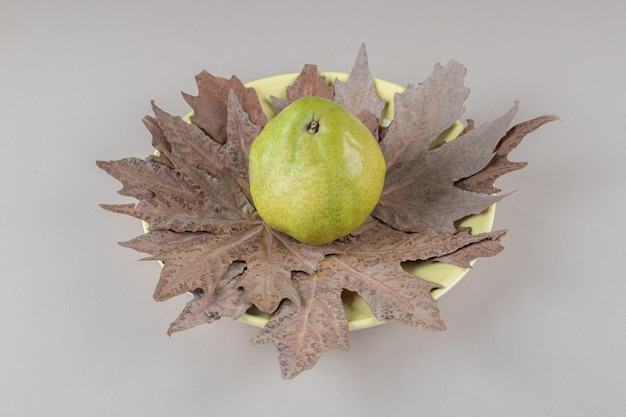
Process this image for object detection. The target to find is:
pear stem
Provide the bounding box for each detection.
[307,120,320,134]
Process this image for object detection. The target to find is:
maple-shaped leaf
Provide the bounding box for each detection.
[182,72,267,144]
[98,44,557,379]
[99,145,331,312]
[250,271,350,379]
[374,104,520,233]
[324,221,506,328]
[233,226,336,313]
[119,229,225,300]
[323,256,443,329]
[121,221,332,312]
[430,228,506,268]
[147,97,260,193]
[146,104,221,177]
[167,261,250,335]
[224,90,263,186]
[379,60,469,170]
[142,114,173,167]
[97,156,256,233]
[333,44,386,133]
[270,63,335,112]
[456,114,560,194]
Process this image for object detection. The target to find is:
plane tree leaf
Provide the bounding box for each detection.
[98,44,556,379]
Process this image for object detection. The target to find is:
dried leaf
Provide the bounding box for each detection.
[333,44,386,132]
[182,72,267,144]
[149,100,260,190]
[456,115,560,194]
[97,157,255,233]
[250,271,349,379]
[379,61,469,170]
[122,221,330,312]
[430,229,506,268]
[100,147,330,312]
[120,230,214,300]
[374,104,520,233]
[97,156,175,201]
[325,222,506,328]
[148,103,221,176]
[142,114,172,166]
[167,262,249,335]
[224,90,263,187]
[326,256,443,329]
[98,44,557,379]
[271,64,335,112]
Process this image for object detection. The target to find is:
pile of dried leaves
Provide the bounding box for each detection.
[98,45,557,379]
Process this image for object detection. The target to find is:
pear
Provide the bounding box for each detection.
[249,96,386,245]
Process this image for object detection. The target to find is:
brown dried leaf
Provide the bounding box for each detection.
[167,261,249,335]
[98,44,557,379]
[97,157,255,233]
[374,104,520,233]
[149,99,260,191]
[456,115,560,194]
[182,72,267,144]
[379,60,470,170]
[271,64,335,112]
[97,156,176,201]
[356,109,380,136]
[121,222,331,312]
[148,103,221,177]
[334,44,386,131]
[250,271,349,379]
[120,230,217,300]
[99,143,331,312]
[142,114,172,166]
[224,90,263,187]
[430,229,506,268]
[234,226,336,312]
[339,221,504,262]
[326,256,444,329]
[324,222,506,328]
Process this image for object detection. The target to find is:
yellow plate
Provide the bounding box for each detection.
[164,72,494,330]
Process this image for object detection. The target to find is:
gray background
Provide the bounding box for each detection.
[2,0,624,415]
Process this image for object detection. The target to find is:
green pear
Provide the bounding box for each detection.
[248,96,386,245]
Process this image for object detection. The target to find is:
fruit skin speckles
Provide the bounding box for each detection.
[248,96,386,245]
